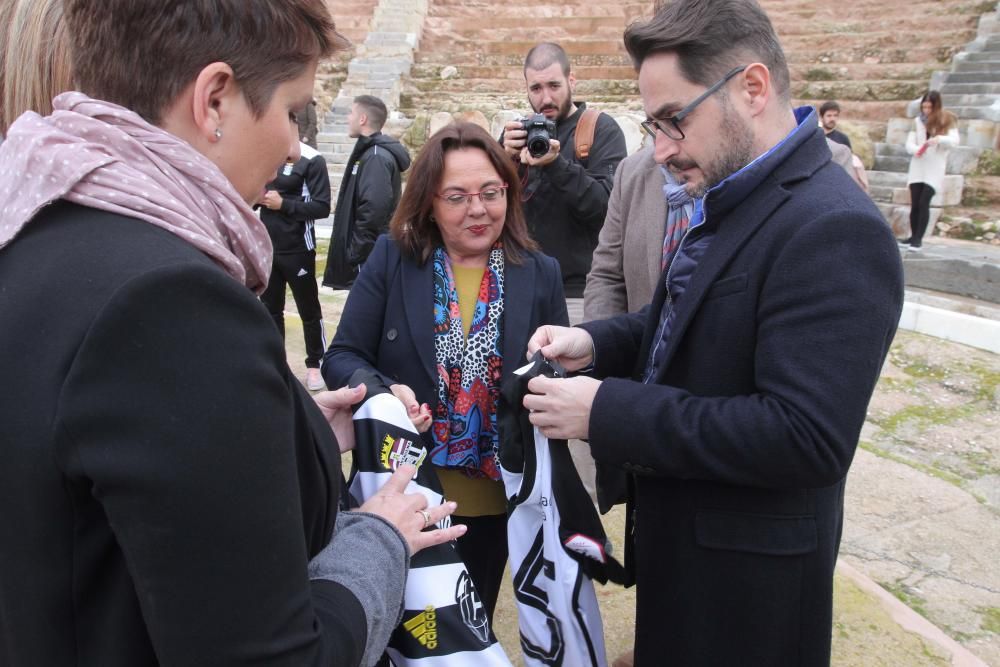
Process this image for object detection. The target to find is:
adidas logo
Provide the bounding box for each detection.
[403,605,439,649]
[297,268,309,277]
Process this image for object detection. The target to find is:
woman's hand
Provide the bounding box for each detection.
[359,465,466,554]
[313,384,366,453]
[390,383,433,433]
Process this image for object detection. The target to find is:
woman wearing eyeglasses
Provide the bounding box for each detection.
[323,121,568,622]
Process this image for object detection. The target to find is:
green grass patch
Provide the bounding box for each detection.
[859,442,968,489]
[882,581,930,619]
[876,404,971,433]
[980,606,1000,634]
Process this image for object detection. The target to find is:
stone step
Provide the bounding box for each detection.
[940,82,1000,94]
[941,71,1000,84]
[953,61,1000,74]
[867,171,964,206]
[792,79,929,102]
[788,62,936,80]
[949,105,1000,121]
[415,37,628,58]
[773,18,978,37]
[876,142,911,158]
[941,92,1000,106]
[873,155,911,172]
[780,27,976,48]
[405,76,639,96]
[417,51,635,67]
[958,51,1000,63]
[423,15,634,31]
[409,63,637,81]
[873,142,982,175]
[784,47,952,66]
[796,98,909,123]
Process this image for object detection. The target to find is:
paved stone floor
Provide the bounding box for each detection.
[279,241,998,664]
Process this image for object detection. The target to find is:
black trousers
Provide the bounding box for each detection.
[260,250,325,368]
[452,513,508,627]
[908,182,936,248]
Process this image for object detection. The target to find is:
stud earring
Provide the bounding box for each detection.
[214,128,223,140]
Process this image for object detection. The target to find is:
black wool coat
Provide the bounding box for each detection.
[579,124,904,666]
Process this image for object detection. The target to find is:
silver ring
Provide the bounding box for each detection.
[417,509,431,528]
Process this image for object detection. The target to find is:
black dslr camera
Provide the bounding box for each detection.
[519,113,557,158]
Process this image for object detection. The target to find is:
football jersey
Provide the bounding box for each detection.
[346,370,512,666]
[498,353,628,667]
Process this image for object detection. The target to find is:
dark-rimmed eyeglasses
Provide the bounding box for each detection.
[640,65,747,141]
[435,184,508,208]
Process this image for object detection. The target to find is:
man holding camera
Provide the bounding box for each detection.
[503,42,626,314]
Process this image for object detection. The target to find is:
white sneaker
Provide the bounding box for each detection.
[306,368,325,391]
[907,246,922,253]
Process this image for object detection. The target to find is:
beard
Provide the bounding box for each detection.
[672,95,755,199]
[533,95,573,122]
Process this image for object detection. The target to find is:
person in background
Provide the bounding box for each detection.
[818,99,852,149]
[501,42,626,320]
[323,121,568,624]
[0,0,73,136]
[0,1,464,665]
[297,97,319,148]
[903,90,959,251]
[522,1,903,663]
[260,126,331,392]
[323,94,411,290]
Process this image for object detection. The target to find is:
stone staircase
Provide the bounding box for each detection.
[868,5,1000,236]
[396,0,653,152]
[313,0,1000,228]
[316,0,429,200]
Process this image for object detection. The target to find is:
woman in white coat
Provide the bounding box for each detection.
[905,90,960,250]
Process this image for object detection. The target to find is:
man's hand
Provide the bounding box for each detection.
[262,190,283,210]
[314,384,366,453]
[526,325,595,372]
[520,138,561,167]
[523,375,601,440]
[502,120,527,161]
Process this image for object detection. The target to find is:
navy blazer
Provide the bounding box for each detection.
[579,124,904,665]
[323,235,568,444]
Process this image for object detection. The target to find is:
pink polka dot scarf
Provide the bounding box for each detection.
[0,92,272,293]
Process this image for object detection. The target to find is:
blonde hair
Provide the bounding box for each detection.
[0,0,74,136]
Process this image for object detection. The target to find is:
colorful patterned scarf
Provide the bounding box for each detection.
[430,244,505,480]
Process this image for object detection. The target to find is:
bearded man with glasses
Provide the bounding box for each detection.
[521,1,904,664]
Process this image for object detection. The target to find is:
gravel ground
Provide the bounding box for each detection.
[281,261,998,664]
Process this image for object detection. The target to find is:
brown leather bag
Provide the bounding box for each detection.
[574,108,601,161]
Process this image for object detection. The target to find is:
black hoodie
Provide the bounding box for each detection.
[323,132,411,289]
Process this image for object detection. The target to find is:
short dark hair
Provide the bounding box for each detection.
[66,0,348,125]
[524,42,571,78]
[819,100,840,116]
[354,94,388,131]
[624,0,791,103]
[391,122,538,265]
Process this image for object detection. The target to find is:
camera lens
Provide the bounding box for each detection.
[527,135,550,158]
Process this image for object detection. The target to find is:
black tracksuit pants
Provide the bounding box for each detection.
[908,182,936,248]
[261,250,325,368]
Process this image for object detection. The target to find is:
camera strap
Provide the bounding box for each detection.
[574,109,601,161]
